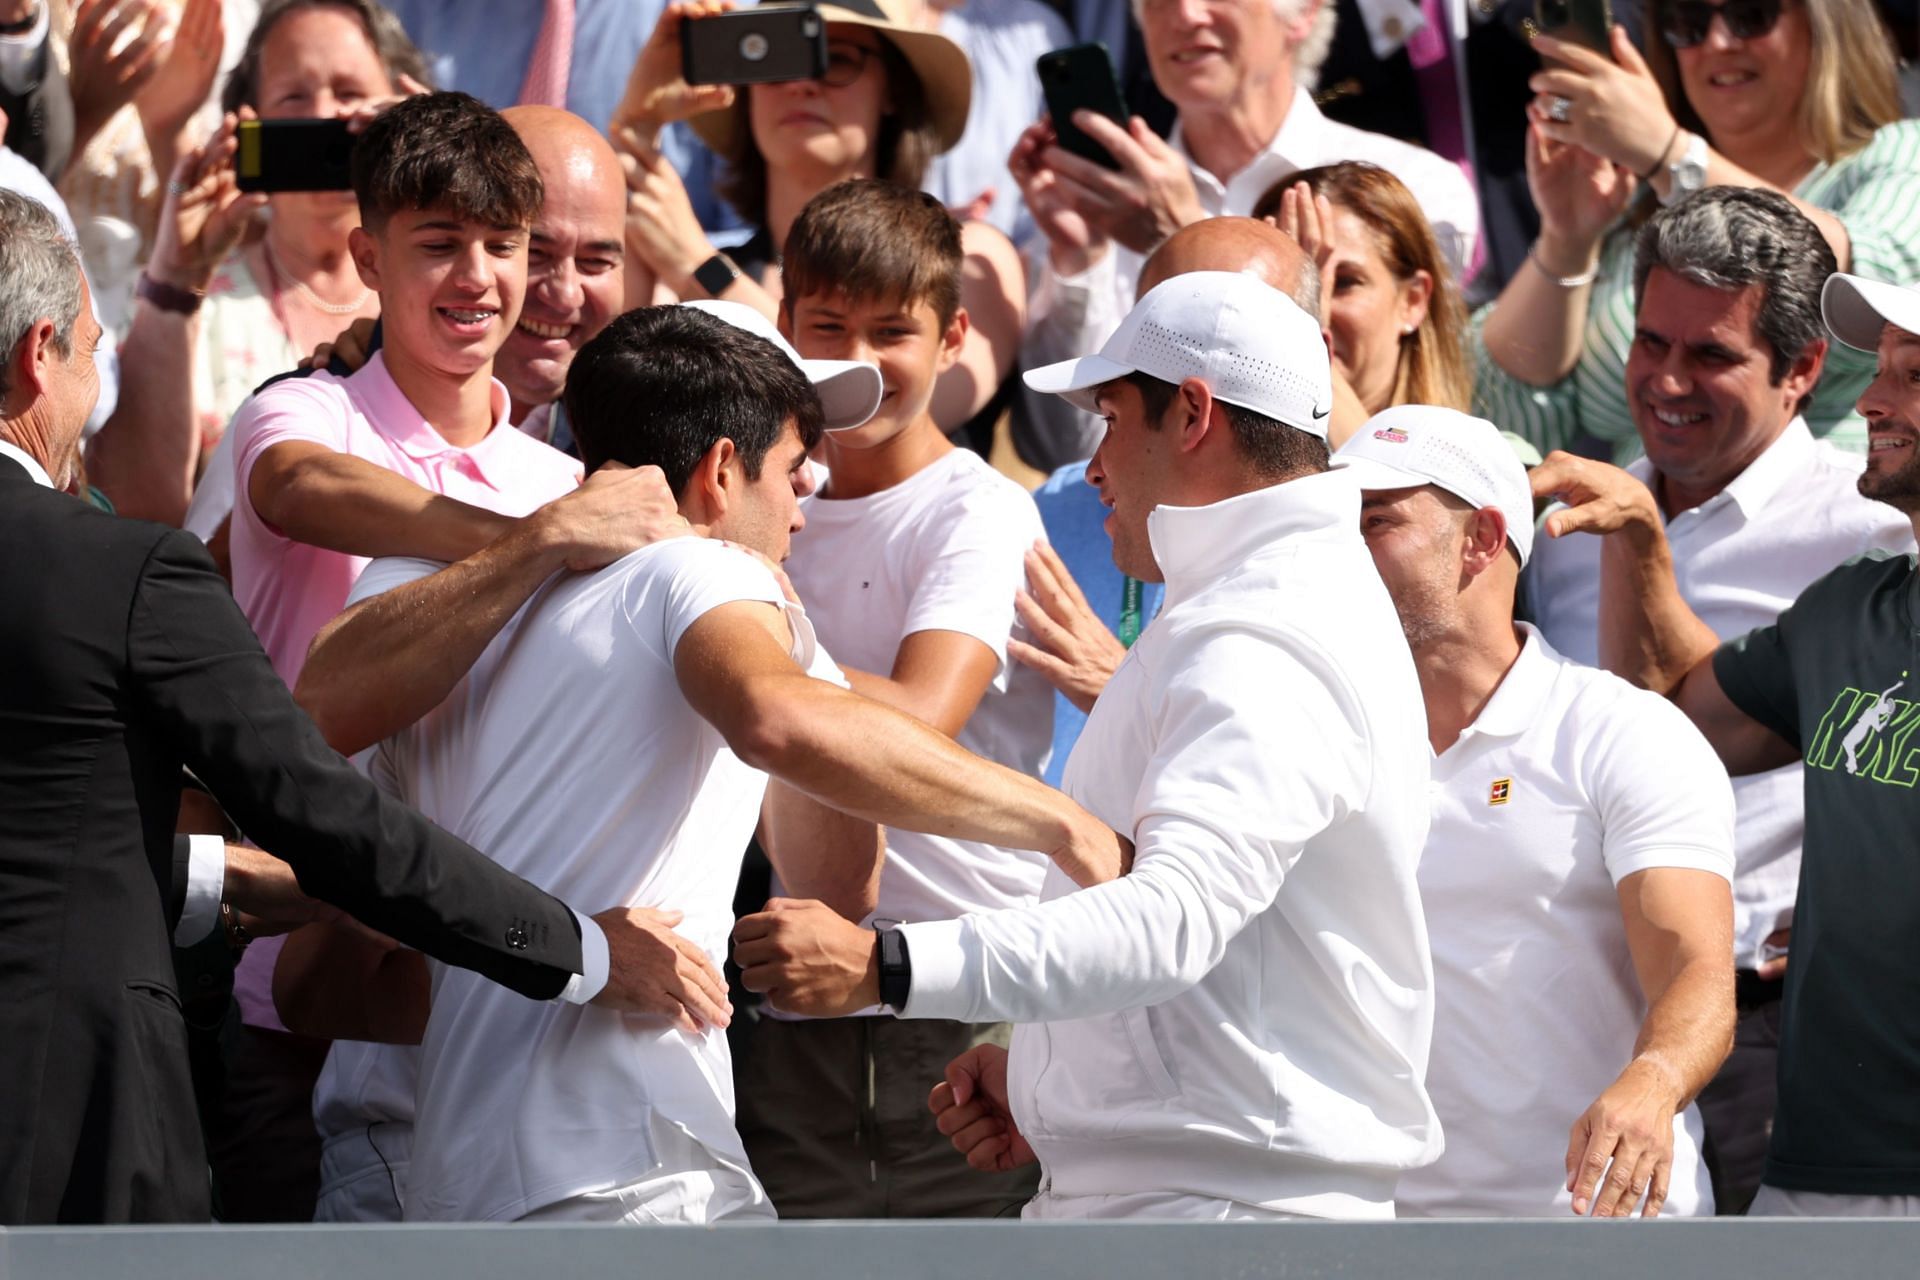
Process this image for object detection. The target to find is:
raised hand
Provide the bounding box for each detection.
[588,906,733,1031]
[610,0,739,137]
[1007,540,1125,714]
[147,113,268,293]
[1275,180,1340,325]
[134,0,223,153]
[1008,119,1105,276]
[929,1043,1035,1173]
[69,0,169,151]
[1043,110,1207,256]
[1530,28,1680,182]
[613,125,719,299]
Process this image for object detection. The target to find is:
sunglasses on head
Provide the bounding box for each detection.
[1659,0,1786,48]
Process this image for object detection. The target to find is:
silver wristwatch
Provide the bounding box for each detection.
[1661,131,1710,207]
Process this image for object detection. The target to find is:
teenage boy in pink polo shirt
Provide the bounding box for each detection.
[226,92,580,687]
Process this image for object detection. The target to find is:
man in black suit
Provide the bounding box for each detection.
[0,188,729,1225]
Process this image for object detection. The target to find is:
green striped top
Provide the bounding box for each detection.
[1470,119,1920,460]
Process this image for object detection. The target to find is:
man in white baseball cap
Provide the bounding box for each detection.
[733,270,1445,1220]
[1338,405,1737,1220]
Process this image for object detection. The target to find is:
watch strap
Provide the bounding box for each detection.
[692,251,742,299]
[137,271,206,316]
[876,922,911,1012]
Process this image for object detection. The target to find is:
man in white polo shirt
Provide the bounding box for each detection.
[735,272,1440,1220]
[387,305,1124,1225]
[1337,406,1737,1219]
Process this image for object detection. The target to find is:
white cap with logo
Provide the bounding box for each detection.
[1022,270,1335,439]
[1821,272,1920,353]
[679,299,884,432]
[1333,404,1537,567]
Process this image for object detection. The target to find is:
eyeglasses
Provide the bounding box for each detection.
[820,40,881,88]
[1659,0,1786,49]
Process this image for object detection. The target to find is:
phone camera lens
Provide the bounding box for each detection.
[741,32,769,61]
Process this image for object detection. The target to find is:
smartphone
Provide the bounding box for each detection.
[1037,43,1129,171]
[235,119,356,193]
[1533,0,1613,53]
[683,4,828,87]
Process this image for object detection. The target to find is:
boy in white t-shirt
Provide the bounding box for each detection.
[732,180,1052,1217]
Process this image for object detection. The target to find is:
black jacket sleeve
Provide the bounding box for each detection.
[0,45,73,182]
[126,529,585,1001]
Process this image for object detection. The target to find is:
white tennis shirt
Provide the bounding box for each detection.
[1395,626,1736,1218]
[398,537,844,1223]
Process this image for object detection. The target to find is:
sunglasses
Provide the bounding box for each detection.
[1659,0,1786,48]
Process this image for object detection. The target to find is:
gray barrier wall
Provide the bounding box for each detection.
[5,1219,1920,1280]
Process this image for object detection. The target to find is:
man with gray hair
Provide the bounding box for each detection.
[1008,0,1479,469]
[1527,187,1915,1214]
[0,189,729,1224]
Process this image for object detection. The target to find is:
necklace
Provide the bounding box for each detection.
[263,236,372,316]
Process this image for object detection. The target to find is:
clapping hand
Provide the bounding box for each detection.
[69,0,169,150]
[1273,180,1341,325]
[133,0,223,155]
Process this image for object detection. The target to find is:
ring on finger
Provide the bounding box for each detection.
[1546,94,1573,123]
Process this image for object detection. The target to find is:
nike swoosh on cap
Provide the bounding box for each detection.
[1311,405,1330,420]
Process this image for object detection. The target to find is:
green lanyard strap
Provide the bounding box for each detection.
[1118,575,1144,649]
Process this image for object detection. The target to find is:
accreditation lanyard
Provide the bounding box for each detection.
[1118,576,1144,649]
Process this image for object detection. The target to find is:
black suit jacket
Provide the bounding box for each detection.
[0,456,586,1224]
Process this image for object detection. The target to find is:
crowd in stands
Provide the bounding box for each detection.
[3,0,1920,1231]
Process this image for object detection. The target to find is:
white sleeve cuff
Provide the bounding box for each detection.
[173,834,226,946]
[898,917,973,1021]
[557,907,610,1004]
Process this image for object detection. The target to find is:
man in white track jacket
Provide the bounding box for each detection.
[734,272,1442,1220]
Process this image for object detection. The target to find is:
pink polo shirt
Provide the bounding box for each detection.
[228,351,583,688]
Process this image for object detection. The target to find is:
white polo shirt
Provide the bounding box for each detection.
[1394,626,1736,1219]
[399,537,845,1223]
[901,471,1440,1219]
[1528,418,1914,968]
[784,447,1054,929]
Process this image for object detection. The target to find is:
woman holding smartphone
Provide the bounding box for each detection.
[1474,0,1920,458]
[611,0,1024,445]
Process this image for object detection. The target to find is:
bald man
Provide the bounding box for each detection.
[1020,217,1361,778]
[493,106,628,442]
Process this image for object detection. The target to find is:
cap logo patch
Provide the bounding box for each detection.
[1488,777,1512,806]
[1373,426,1409,444]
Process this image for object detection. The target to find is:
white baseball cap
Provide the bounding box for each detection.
[1333,404,1537,567]
[679,299,883,432]
[1022,271,1335,439]
[1822,273,1920,353]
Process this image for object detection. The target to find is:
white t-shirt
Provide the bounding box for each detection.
[1395,627,1736,1219]
[399,537,845,1223]
[784,447,1054,925]
[1528,418,1913,968]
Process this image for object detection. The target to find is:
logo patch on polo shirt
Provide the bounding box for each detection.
[1373,426,1409,444]
[1488,777,1512,805]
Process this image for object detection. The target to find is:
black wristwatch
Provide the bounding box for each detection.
[691,251,742,299]
[875,920,912,1012]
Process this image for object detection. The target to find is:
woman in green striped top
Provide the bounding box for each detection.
[1471,0,1919,459]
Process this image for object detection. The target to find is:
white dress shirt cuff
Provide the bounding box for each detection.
[0,3,50,97]
[557,907,609,1004]
[173,834,226,946]
[897,917,972,1021]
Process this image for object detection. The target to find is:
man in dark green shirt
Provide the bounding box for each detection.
[1523,270,1920,1215]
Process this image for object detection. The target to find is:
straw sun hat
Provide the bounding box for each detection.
[689,0,973,160]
